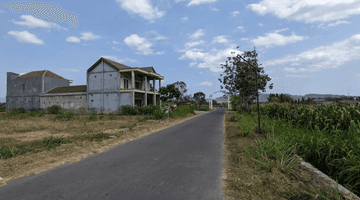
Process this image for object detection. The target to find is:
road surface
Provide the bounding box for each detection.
[0,108,227,200]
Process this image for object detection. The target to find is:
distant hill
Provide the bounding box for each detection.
[213,93,352,103]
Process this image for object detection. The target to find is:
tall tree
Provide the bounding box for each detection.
[159,84,181,102]
[193,92,206,109]
[170,81,188,104]
[218,46,273,114]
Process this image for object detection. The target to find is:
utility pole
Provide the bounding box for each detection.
[254,46,261,134]
[233,46,262,134]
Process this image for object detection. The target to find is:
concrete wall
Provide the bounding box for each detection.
[119,92,133,108]
[43,76,69,94]
[6,72,70,112]
[87,60,133,114]
[40,93,87,113]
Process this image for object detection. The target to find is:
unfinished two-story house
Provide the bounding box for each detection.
[6,57,164,114]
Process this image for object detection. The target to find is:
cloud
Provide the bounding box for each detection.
[263,34,360,73]
[190,62,197,67]
[200,81,213,86]
[80,32,101,41]
[189,29,205,39]
[66,32,101,43]
[101,55,137,63]
[179,45,244,73]
[259,23,263,26]
[124,34,154,55]
[116,0,165,22]
[8,30,45,45]
[181,16,189,22]
[327,20,351,27]
[251,29,309,48]
[112,40,119,44]
[11,15,68,30]
[66,36,81,43]
[241,38,248,40]
[231,11,239,17]
[210,7,218,11]
[235,26,245,32]
[188,0,217,6]
[213,36,228,43]
[155,51,165,55]
[149,30,168,40]
[199,71,203,74]
[185,40,205,48]
[246,0,360,24]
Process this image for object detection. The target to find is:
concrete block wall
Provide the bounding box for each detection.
[40,93,87,114]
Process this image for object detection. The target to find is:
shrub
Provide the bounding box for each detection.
[26,111,38,118]
[0,107,5,112]
[138,105,158,115]
[56,110,75,120]
[10,107,26,114]
[153,108,166,119]
[28,108,39,113]
[46,105,63,114]
[121,105,137,115]
[87,110,98,121]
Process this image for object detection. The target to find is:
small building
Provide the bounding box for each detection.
[6,57,164,114]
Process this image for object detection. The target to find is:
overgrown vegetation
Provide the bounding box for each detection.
[0,104,205,161]
[222,108,355,200]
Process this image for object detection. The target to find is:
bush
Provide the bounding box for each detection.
[28,108,39,113]
[87,110,98,121]
[26,111,38,118]
[138,105,158,115]
[56,110,75,120]
[0,107,5,112]
[121,105,138,115]
[153,108,166,119]
[46,105,63,114]
[11,107,26,114]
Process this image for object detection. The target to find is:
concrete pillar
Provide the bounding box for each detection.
[131,71,135,89]
[144,76,147,106]
[132,71,135,106]
[159,79,161,108]
[153,78,156,105]
[119,72,122,89]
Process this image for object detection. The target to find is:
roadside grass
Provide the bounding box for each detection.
[222,108,355,200]
[0,105,205,160]
[0,104,214,186]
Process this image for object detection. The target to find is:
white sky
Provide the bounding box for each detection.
[1,0,360,102]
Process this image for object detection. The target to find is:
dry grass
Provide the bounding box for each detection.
[0,111,202,188]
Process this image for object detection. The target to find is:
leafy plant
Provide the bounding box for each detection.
[46,105,63,114]
[121,105,138,115]
[138,105,158,115]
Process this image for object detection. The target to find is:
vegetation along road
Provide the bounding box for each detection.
[0,107,227,200]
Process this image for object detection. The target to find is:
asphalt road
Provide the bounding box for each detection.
[0,107,227,200]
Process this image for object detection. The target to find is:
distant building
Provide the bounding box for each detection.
[6,57,164,114]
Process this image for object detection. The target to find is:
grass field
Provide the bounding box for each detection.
[221,108,358,200]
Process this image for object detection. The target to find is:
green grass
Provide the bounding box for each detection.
[236,109,359,199]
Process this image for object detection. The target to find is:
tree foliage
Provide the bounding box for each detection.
[193,92,206,109]
[159,84,181,102]
[170,81,187,102]
[218,46,273,114]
